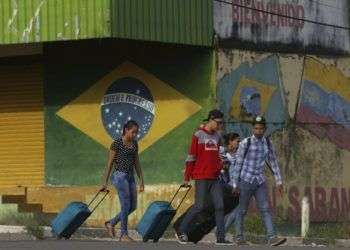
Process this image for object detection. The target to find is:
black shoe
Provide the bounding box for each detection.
[268,236,287,246]
[235,238,249,246]
[175,233,188,244]
[215,238,233,246]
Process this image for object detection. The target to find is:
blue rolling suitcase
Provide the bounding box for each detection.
[136,185,191,243]
[51,190,109,239]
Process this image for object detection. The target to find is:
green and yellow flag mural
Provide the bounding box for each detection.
[44,42,213,186]
[57,62,201,152]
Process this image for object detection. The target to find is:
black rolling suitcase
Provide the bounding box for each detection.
[173,185,239,243]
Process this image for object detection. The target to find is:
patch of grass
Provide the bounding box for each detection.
[306,222,350,244]
[0,209,49,240]
[0,210,32,226]
[228,208,299,239]
[24,221,44,240]
[244,214,266,236]
[273,206,300,236]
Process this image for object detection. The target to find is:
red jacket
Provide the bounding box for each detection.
[184,128,223,181]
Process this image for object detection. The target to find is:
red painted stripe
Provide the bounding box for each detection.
[297,105,350,150]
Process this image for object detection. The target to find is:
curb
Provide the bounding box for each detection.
[1,225,349,247]
[335,239,350,248]
[0,225,35,240]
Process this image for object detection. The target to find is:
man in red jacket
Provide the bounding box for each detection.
[176,109,231,245]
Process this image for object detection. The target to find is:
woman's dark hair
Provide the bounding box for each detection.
[223,133,240,146]
[122,120,139,135]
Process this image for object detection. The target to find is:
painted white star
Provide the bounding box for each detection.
[117,123,121,128]
[128,116,131,121]
[112,121,116,126]
[108,124,112,129]
[105,108,110,114]
[137,134,140,138]
[118,112,123,117]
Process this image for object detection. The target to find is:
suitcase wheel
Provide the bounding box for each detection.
[153,238,159,243]
[142,237,148,242]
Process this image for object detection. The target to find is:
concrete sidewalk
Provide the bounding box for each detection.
[0,225,349,248]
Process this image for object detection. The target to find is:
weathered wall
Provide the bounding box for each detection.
[44,39,214,186]
[25,185,194,227]
[2,39,349,226]
[214,0,350,54]
[217,49,350,222]
[0,39,213,228]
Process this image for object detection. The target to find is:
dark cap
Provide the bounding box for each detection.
[252,115,266,125]
[204,109,224,121]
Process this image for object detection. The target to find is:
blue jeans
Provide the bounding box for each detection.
[235,180,275,240]
[108,171,137,236]
[224,207,238,233]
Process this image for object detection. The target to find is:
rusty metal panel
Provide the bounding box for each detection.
[0,0,110,44]
[111,0,213,46]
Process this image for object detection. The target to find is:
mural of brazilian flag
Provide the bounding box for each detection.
[217,55,288,137]
[44,40,214,186]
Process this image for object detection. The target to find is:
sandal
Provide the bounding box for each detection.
[104,221,115,238]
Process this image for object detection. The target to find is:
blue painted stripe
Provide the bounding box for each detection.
[301,80,350,128]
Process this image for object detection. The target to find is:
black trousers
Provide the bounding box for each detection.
[178,179,225,240]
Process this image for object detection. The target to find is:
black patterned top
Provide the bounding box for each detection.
[110,137,138,174]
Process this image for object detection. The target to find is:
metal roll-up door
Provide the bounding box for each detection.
[0,64,44,187]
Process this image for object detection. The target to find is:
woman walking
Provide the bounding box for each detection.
[101,120,145,242]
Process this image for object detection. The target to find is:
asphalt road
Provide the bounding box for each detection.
[0,240,346,250]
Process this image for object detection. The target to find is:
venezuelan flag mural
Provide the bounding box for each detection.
[297,57,350,150]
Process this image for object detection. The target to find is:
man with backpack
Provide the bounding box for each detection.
[230,116,286,246]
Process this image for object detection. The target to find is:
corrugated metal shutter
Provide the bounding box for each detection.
[0,64,44,187]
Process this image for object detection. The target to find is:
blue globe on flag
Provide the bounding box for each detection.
[101,77,155,140]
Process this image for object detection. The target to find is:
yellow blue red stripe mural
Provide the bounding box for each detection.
[297,57,350,150]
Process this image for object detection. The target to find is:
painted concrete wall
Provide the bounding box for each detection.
[0,39,214,228]
[214,0,350,53]
[44,39,214,186]
[25,185,194,228]
[2,40,350,227]
[217,49,350,222]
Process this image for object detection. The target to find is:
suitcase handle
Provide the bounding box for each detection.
[88,190,110,213]
[168,185,192,211]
